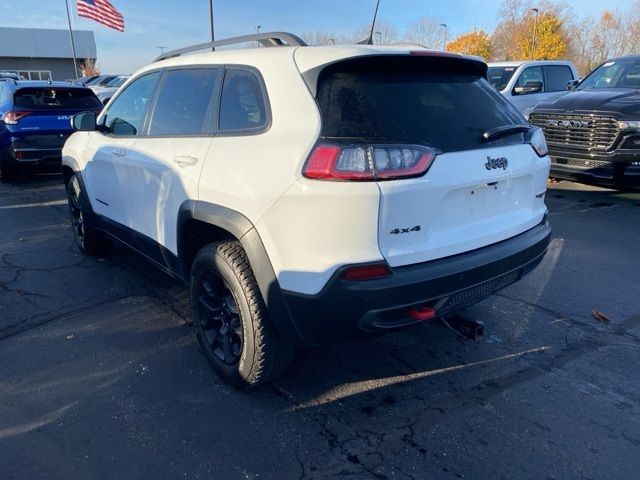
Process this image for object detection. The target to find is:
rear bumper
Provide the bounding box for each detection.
[282,220,551,344]
[549,147,640,188]
[3,145,63,166]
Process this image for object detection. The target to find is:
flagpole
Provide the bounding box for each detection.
[65,0,80,79]
[208,0,215,51]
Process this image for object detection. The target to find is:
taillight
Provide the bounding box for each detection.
[303,143,436,181]
[527,127,548,157]
[2,111,33,125]
[342,263,391,281]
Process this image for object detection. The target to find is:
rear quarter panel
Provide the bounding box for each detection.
[197,49,321,231]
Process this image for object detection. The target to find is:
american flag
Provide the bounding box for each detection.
[76,0,125,32]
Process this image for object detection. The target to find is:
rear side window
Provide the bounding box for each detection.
[487,66,517,91]
[149,68,220,136]
[103,72,160,136]
[545,65,573,92]
[316,56,526,153]
[13,88,102,110]
[219,69,268,132]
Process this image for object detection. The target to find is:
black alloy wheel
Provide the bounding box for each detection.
[196,272,243,365]
[67,179,86,245]
[65,174,111,256]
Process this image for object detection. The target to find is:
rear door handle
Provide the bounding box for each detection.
[112,149,126,157]
[173,155,199,167]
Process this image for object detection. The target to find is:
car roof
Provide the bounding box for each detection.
[606,55,640,62]
[488,60,574,68]
[141,44,484,77]
[10,80,89,89]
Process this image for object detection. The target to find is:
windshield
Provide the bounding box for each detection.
[487,66,518,91]
[316,56,526,153]
[14,88,103,110]
[106,76,127,87]
[578,58,640,90]
[90,76,116,86]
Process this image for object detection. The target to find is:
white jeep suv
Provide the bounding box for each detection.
[62,33,551,387]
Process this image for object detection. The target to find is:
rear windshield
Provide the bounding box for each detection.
[14,88,102,110]
[316,56,526,153]
[487,66,517,91]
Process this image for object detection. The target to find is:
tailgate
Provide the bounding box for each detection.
[14,111,78,133]
[377,144,549,267]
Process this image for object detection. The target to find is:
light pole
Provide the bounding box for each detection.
[375,31,382,45]
[256,25,262,35]
[440,23,448,50]
[208,0,215,51]
[530,8,539,60]
[156,46,167,55]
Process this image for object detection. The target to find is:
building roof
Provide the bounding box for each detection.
[0,27,96,59]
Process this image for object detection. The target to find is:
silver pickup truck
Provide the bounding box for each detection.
[488,60,579,114]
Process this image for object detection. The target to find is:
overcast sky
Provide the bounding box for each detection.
[0,0,636,74]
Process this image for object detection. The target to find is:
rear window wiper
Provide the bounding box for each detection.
[482,125,530,142]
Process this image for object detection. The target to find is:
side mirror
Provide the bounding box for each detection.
[514,81,543,95]
[72,111,96,131]
[567,79,580,91]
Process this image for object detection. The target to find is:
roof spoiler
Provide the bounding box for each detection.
[153,32,307,63]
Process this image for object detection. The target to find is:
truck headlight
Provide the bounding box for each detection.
[618,121,640,130]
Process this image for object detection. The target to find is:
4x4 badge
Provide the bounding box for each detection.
[390,226,421,235]
[485,156,509,170]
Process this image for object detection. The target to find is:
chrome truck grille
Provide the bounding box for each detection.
[529,113,620,151]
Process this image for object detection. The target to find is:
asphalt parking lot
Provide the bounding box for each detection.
[1,174,639,480]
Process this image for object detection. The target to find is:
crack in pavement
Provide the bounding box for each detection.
[496,292,640,343]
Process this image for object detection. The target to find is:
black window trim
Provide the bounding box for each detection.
[99,69,163,139]
[142,65,224,138]
[216,64,272,137]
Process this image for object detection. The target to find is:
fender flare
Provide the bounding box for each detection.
[178,201,305,344]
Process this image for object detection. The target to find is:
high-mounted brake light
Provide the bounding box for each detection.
[342,263,392,281]
[410,50,461,59]
[2,111,33,125]
[303,143,436,181]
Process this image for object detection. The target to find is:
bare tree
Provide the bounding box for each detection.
[565,18,596,75]
[303,31,338,46]
[375,22,399,45]
[404,16,443,48]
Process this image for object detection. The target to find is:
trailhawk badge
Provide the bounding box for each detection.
[485,156,509,170]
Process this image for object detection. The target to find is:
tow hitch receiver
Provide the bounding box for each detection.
[408,306,436,321]
[441,315,485,341]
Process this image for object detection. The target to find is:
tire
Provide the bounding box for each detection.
[189,241,294,388]
[66,173,111,257]
[0,151,18,182]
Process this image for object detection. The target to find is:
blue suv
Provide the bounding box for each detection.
[0,80,102,181]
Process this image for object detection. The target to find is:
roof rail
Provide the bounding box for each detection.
[153,32,307,62]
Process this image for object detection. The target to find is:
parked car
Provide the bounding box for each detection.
[0,72,21,80]
[488,61,579,114]
[85,75,118,87]
[0,80,102,181]
[74,76,100,86]
[92,75,129,105]
[62,33,551,387]
[530,55,640,189]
